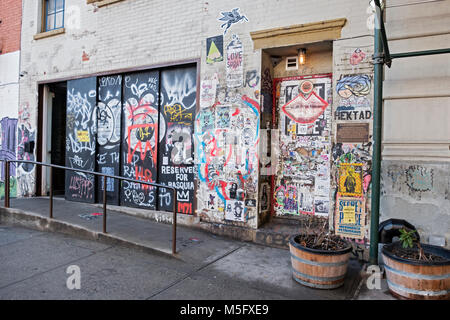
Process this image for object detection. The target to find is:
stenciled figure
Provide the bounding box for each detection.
[344,170,357,193]
[234,201,243,219]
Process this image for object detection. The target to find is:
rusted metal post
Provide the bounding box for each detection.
[172,189,177,255]
[103,176,107,233]
[49,166,53,219]
[4,161,10,208]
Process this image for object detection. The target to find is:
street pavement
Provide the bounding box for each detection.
[0,224,364,300]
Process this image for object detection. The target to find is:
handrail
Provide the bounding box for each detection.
[1,159,178,254]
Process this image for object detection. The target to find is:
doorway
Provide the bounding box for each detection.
[47,82,67,195]
[260,41,333,222]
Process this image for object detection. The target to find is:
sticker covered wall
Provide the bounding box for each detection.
[331,43,374,242]
[274,75,332,217]
[195,94,260,225]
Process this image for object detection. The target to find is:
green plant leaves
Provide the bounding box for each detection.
[399,228,416,249]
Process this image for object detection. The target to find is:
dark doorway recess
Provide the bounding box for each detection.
[48,82,67,196]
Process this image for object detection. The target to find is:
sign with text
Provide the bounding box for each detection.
[335,195,365,239]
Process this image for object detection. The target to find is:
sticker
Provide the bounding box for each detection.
[226,35,243,88]
[245,199,256,207]
[338,163,363,196]
[77,130,90,142]
[225,199,246,222]
[206,35,224,64]
[281,91,329,124]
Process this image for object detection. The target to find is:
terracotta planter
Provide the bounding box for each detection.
[382,242,450,300]
[289,234,352,289]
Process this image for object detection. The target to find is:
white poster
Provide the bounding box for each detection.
[226,35,243,88]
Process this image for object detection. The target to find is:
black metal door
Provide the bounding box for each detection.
[65,77,97,203]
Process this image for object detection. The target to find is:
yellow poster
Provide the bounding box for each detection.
[77,130,90,142]
[343,205,356,224]
[338,163,363,196]
[335,195,365,239]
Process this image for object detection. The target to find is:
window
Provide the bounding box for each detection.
[44,0,65,32]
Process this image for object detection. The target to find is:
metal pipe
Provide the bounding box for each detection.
[172,190,177,255]
[49,166,53,219]
[369,0,384,265]
[5,161,10,208]
[391,48,450,59]
[103,176,107,233]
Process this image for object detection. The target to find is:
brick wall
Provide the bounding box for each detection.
[0,0,22,54]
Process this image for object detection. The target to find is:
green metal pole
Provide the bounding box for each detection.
[391,48,450,59]
[369,1,384,265]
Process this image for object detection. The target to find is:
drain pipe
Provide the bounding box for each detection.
[369,0,384,265]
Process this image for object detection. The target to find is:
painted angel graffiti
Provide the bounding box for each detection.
[219,8,248,35]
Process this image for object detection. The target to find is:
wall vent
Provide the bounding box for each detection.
[286,56,298,70]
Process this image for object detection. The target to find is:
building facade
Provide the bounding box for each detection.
[0,0,22,199]
[7,0,449,250]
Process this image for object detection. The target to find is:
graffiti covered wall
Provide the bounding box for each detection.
[121,71,160,209]
[196,7,261,228]
[158,67,197,214]
[65,77,97,203]
[97,75,123,205]
[381,161,450,248]
[0,117,18,199]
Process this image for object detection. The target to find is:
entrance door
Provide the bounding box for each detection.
[97,75,122,205]
[158,66,197,214]
[121,71,160,209]
[65,77,97,203]
[274,74,332,217]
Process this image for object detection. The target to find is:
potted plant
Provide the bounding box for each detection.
[382,228,450,300]
[289,217,352,289]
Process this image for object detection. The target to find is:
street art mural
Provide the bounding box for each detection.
[384,164,436,197]
[158,66,197,214]
[65,78,97,203]
[274,75,332,217]
[16,103,36,196]
[334,74,372,121]
[349,48,366,66]
[121,71,161,209]
[0,117,18,199]
[97,75,122,205]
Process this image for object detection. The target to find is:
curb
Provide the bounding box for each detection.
[0,207,178,260]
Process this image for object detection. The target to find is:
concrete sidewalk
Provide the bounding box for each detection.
[0,197,366,299]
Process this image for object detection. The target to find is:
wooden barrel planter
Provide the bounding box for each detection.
[382,242,450,300]
[289,234,352,289]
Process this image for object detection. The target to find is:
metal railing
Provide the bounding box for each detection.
[1,159,179,254]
